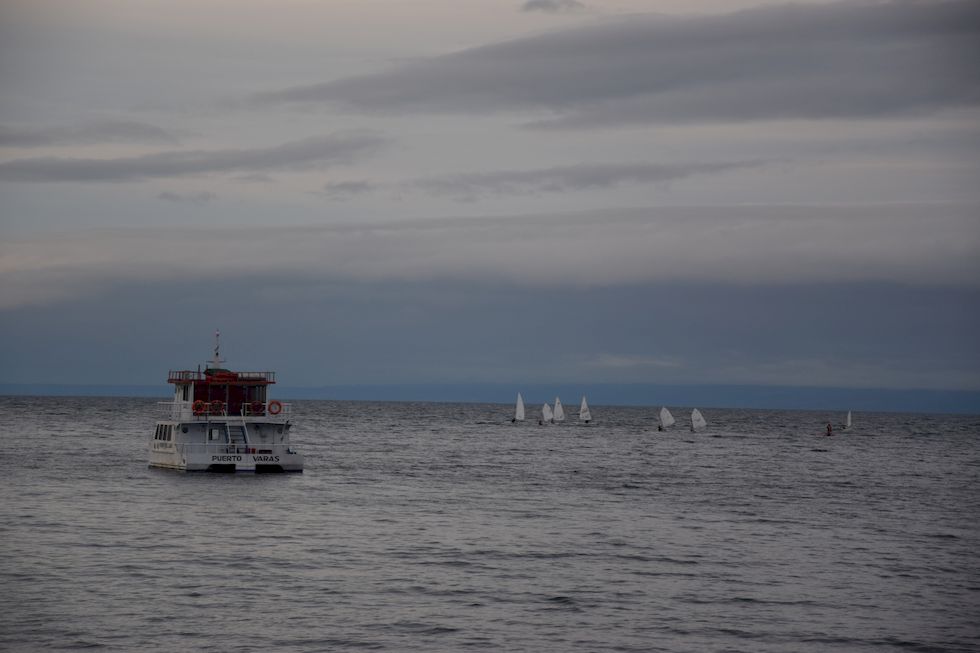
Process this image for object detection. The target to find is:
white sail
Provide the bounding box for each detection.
[553,397,565,421]
[515,393,525,421]
[542,403,554,422]
[579,396,592,422]
[691,408,707,431]
[844,410,852,429]
[659,406,675,429]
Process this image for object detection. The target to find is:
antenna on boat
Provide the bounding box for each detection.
[211,328,225,368]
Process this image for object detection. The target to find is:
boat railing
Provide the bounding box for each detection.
[158,400,291,422]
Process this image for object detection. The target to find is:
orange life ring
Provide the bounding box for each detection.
[192,400,206,415]
[268,400,283,415]
[210,400,224,415]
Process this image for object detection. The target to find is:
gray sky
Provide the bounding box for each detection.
[1,0,978,393]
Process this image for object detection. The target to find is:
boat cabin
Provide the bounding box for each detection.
[168,367,277,418]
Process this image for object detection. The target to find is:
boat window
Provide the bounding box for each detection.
[166,425,173,441]
[154,425,161,440]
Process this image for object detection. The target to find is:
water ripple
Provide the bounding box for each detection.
[0,398,978,652]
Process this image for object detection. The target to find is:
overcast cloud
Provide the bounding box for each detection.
[319,180,377,201]
[257,0,980,127]
[402,161,767,200]
[0,120,180,147]
[522,0,586,14]
[157,190,216,205]
[325,160,769,201]
[4,202,976,309]
[1,0,977,396]
[0,132,387,182]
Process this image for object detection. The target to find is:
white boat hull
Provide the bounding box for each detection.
[149,415,303,472]
[149,444,304,472]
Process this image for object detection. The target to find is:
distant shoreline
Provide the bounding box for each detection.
[1,383,977,415]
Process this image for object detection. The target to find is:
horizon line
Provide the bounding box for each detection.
[1,381,977,415]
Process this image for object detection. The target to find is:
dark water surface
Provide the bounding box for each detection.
[1,397,978,652]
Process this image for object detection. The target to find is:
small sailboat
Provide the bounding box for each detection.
[843,410,852,430]
[691,408,707,432]
[579,396,592,423]
[658,406,675,431]
[513,393,525,422]
[553,397,565,422]
[542,403,554,424]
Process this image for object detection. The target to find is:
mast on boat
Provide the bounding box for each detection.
[211,328,225,369]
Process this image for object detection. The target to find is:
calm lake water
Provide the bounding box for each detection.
[1,397,978,652]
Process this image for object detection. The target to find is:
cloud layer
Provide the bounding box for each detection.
[402,160,766,200]
[256,0,980,127]
[0,120,180,147]
[3,202,977,309]
[157,190,216,205]
[522,0,585,14]
[0,132,387,182]
[322,160,766,201]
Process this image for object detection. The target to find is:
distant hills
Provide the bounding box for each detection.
[1,382,977,414]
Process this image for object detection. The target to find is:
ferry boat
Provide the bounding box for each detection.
[149,332,303,472]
